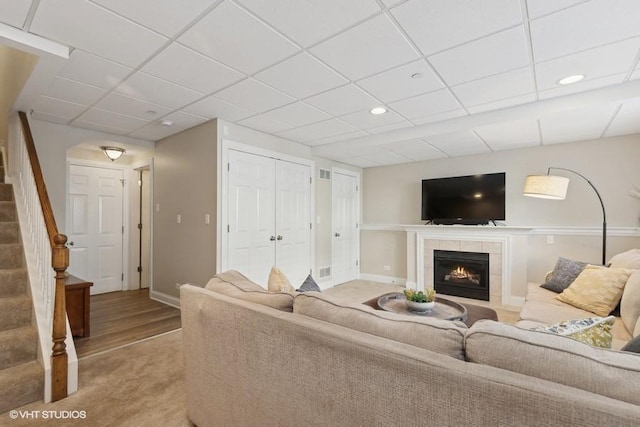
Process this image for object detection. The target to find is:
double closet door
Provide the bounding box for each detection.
[227,149,311,288]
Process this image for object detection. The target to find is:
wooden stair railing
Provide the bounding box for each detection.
[18,111,69,401]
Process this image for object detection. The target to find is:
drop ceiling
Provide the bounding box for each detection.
[1,0,640,168]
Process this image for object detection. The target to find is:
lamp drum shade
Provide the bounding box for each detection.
[523,175,569,200]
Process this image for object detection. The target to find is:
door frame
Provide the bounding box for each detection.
[331,167,361,286]
[128,158,154,295]
[66,157,129,293]
[219,139,315,278]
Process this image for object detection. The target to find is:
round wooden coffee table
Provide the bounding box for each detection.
[377,292,468,323]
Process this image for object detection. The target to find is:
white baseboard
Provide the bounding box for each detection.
[150,290,181,309]
[358,273,406,286]
[317,277,334,291]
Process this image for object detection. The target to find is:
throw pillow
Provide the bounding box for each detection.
[540,257,588,293]
[620,270,640,335]
[267,266,296,293]
[536,316,616,348]
[608,248,640,269]
[621,335,640,353]
[556,265,633,316]
[296,274,321,292]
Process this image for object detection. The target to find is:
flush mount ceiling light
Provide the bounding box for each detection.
[557,74,585,85]
[160,119,174,126]
[100,146,126,161]
[370,107,387,115]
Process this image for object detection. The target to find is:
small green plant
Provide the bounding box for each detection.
[403,288,436,303]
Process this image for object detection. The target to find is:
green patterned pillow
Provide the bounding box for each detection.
[535,316,616,348]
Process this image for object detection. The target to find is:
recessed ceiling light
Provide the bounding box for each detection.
[159,119,174,127]
[411,72,423,79]
[474,193,483,199]
[557,74,585,85]
[370,107,387,115]
[146,110,157,115]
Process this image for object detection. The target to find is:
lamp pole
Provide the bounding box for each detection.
[548,167,607,265]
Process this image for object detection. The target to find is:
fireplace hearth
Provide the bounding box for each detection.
[433,250,489,301]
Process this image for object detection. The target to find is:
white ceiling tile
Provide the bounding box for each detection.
[296,118,359,138]
[305,84,379,116]
[311,14,419,80]
[474,118,540,150]
[276,128,321,144]
[128,123,184,141]
[57,50,132,90]
[539,104,618,144]
[115,72,204,109]
[254,53,347,99]
[389,89,461,119]
[537,74,626,100]
[535,38,640,90]
[340,109,405,129]
[182,96,253,122]
[142,43,244,94]
[530,0,640,62]
[236,115,292,134]
[330,130,370,142]
[236,0,380,47]
[452,67,535,107]
[213,79,295,113]
[381,0,403,7]
[367,120,413,134]
[425,131,491,156]
[30,111,70,126]
[356,60,443,103]
[429,26,530,86]
[343,157,380,168]
[44,77,107,106]
[178,1,298,74]
[30,0,168,67]
[75,108,149,132]
[382,139,447,161]
[72,120,130,135]
[261,102,330,127]
[359,147,410,164]
[33,96,87,119]
[466,94,537,114]
[0,0,33,28]
[411,109,468,125]
[604,98,640,137]
[159,111,209,130]
[94,93,172,120]
[392,0,522,55]
[92,0,220,37]
[526,0,588,19]
[631,69,640,80]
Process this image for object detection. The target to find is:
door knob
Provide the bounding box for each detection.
[276,235,283,241]
[67,241,75,246]
[334,233,340,237]
[269,236,276,241]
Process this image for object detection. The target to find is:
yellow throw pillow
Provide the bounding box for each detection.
[267,266,296,293]
[556,265,634,316]
[536,316,616,348]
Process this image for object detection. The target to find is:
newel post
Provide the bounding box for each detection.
[51,233,69,401]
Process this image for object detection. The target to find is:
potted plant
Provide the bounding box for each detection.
[403,289,436,312]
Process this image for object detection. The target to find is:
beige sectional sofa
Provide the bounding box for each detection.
[181,271,640,427]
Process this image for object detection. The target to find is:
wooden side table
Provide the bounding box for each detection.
[65,275,93,338]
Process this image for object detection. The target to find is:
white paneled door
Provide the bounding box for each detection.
[332,170,359,285]
[67,164,124,295]
[227,149,311,287]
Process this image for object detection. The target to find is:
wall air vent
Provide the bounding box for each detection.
[319,169,331,180]
[319,266,331,278]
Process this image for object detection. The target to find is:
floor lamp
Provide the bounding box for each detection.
[523,167,607,265]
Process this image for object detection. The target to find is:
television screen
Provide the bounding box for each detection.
[421,173,505,225]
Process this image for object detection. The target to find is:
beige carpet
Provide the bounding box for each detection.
[6,330,189,427]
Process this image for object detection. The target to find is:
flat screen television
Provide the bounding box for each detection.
[421,173,506,225]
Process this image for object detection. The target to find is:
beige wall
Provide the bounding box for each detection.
[0,46,37,145]
[361,134,640,286]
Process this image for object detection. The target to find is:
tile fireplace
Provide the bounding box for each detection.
[433,250,489,301]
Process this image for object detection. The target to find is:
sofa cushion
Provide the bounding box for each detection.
[293,292,467,360]
[465,320,640,406]
[206,270,295,312]
[608,248,640,269]
[534,316,616,348]
[620,270,640,336]
[556,265,633,316]
[267,266,296,293]
[540,257,588,293]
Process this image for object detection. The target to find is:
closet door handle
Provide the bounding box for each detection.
[276,235,283,241]
[269,236,276,241]
[334,233,340,237]
[67,241,75,246]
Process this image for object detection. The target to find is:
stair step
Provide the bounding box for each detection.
[0,222,20,244]
[0,244,24,269]
[0,201,16,222]
[0,326,37,370]
[0,268,28,296]
[0,295,32,332]
[0,361,43,413]
[0,184,12,202]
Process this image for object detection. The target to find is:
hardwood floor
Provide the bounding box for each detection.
[73,288,181,358]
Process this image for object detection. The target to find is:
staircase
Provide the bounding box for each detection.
[0,159,43,413]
